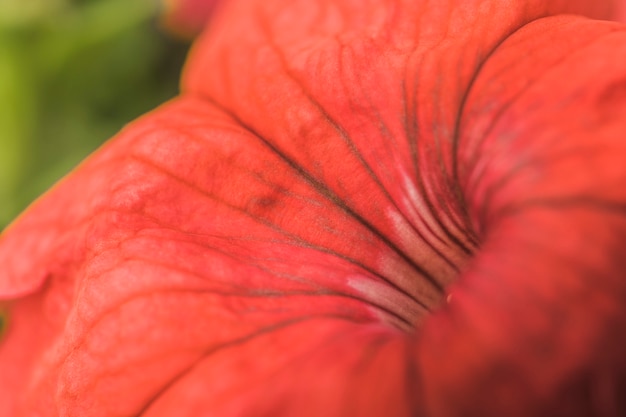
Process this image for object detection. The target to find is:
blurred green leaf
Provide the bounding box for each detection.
[0,35,36,225]
[0,0,67,28]
[0,0,190,229]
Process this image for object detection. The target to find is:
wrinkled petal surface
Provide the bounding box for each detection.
[1,0,626,416]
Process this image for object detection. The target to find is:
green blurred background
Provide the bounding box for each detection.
[0,0,191,229]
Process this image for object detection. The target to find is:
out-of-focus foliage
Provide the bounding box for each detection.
[0,0,191,229]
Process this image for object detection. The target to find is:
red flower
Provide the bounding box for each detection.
[1,0,626,416]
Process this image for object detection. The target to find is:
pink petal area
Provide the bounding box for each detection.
[0,96,439,416]
[1,0,626,416]
[418,15,626,417]
[140,320,415,417]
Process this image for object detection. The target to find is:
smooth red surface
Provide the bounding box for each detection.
[1,0,626,416]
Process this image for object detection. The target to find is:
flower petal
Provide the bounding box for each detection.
[1,0,626,416]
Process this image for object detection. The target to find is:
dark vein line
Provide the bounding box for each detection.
[449,21,531,244]
[88,236,419,329]
[134,314,372,416]
[461,26,626,202]
[129,154,435,313]
[338,34,461,265]
[254,14,451,291]
[402,49,478,256]
[452,20,626,233]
